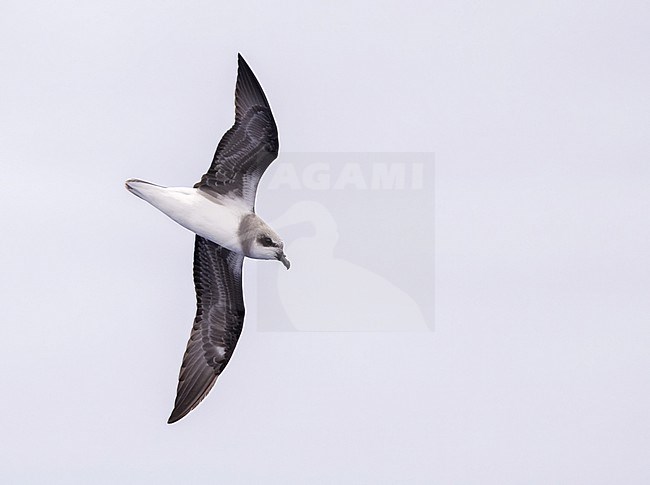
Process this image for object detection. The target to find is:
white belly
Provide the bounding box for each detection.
[126,181,247,253]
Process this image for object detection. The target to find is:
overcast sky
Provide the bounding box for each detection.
[1,1,649,483]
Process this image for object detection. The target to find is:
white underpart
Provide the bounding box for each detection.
[126,181,248,253]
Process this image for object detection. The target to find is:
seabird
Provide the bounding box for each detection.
[125,54,289,424]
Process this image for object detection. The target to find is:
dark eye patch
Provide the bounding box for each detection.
[259,235,274,247]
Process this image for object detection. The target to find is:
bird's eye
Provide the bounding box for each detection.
[259,236,274,247]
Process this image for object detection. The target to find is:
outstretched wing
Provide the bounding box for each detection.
[167,236,245,424]
[195,54,279,210]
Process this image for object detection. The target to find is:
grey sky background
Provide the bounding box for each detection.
[1,1,649,483]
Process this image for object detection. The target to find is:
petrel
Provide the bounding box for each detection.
[125,54,288,424]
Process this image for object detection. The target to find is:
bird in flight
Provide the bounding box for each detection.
[125,54,289,423]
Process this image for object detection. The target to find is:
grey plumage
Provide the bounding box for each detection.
[195,54,279,209]
[168,236,245,424]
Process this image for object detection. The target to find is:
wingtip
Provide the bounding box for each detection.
[233,53,272,120]
[167,408,184,424]
[237,53,252,74]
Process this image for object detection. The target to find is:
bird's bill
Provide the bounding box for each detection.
[277,252,291,270]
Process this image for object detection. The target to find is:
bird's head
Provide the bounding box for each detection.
[239,215,290,269]
[253,230,290,269]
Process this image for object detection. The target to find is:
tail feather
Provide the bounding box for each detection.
[124,178,166,201]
